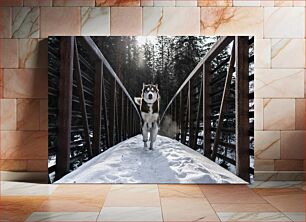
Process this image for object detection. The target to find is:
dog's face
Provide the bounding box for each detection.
[142,84,159,104]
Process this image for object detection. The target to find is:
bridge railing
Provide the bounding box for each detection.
[160,36,254,182]
[48,37,142,182]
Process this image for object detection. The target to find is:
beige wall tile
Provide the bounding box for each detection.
[0,159,27,171]
[96,0,140,6]
[254,99,263,130]
[0,39,18,68]
[19,39,48,68]
[27,159,48,171]
[295,99,305,130]
[263,99,295,130]
[143,7,200,35]
[154,0,175,6]
[24,0,52,6]
[39,99,47,130]
[176,0,197,6]
[275,160,304,171]
[233,0,260,6]
[53,0,95,6]
[254,131,280,160]
[0,99,16,131]
[0,0,22,6]
[198,0,232,6]
[274,0,293,6]
[293,0,306,6]
[260,0,274,6]
[280,131,304,160]
[0,69,3,98]
[12,7,39,38]
[0,131,48,159]
[40,7,80,38]
[3,69,48,99]
[254,39,271,68]
[254,160,274,171]
[141,0,153,6]
[0,7,11,38]
[110,7,142,35]
[17,99,40,130]
[271,39,305,69]
[81,7,110,36]
[264,7,305,38]
[200,7,263,37]
[255,69,304,98]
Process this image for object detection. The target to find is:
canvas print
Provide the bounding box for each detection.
[48,36,254,184]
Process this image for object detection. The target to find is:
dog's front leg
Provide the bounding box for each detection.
[149,122,158,150]
[142,123,149,148]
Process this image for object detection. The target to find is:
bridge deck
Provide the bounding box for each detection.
[57,135,246,184]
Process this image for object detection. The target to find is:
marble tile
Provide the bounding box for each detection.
[212,203,278,212]
[280,131,304,160]
[271,39,305,68]
[176,0,197,6]
[12,7,39,38]
[275,160,304,171]
[143,7,200,35]
[254,39,271,68]
[141,0,154,6]
[24,0,52,6]
[3,68,48,98]
[158,184,204,198]
[40,7,80,38]
[199,185,266,204]
[161,197,219,221]
[274,0,293,6]
[295,99,304,130]
[0,159,27,171]
[0,39,18,68]
[255,69,304,98]
[264,7,305,38]
[96,0,140,6]
[110,7,142,35]
[39,99,47,130]
[283,212,305,221]
[254,99,263,130]
[0,99,17,130]
[201,7,263,37]
[53,0,95,6]
[233,0,261,6]
[27,159,48,171]
[103,184,160,207]
[217,212,291,221]
[263,99,295,130]
[293,0,306,6]
[19,39,48,68]
[153,0,175,6]
[249,181,304,188]
[81,7,110,36]
[260,0,274,6]
[0,131,47,159]
[26,212,99,221]
[98,207,163,221]
[17,99,40,130]
[254,159,274,171]
[254,171,304,181]
[198,0,232,6]
[0,196,47,221]
[254,131,280,160]
[0,69,2,98]
[1,181,58,196]
[0,7,11,38]
[0,0,22,6]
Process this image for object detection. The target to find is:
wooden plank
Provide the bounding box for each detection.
[56,37,74,180]
[203,62,212,158]
[211,45,235,161]
[74,40,92,158]
[235,36,250,182]
[93,60,103,156]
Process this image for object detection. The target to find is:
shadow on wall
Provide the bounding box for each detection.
[159,115,178,139]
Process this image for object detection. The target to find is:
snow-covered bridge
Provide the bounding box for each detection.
[57,135,245,184]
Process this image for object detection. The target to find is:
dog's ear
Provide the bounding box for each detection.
[155,84,158,89]
[143,83,146,88]
[134,97,141,106]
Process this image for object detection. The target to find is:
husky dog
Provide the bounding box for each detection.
[134,84,160,150]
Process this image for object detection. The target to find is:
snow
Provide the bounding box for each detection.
[56,135,247,184]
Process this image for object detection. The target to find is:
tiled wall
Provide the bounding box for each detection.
[0,0,305,182]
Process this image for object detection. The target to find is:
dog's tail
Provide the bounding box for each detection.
[134,97,141,106]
